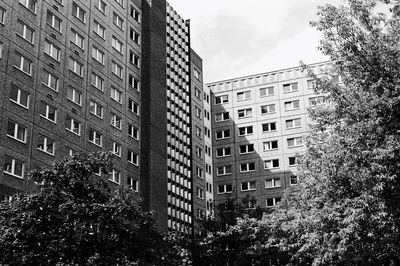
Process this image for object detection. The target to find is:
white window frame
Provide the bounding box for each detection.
[217,184,233,194]
[109,169,121,184]
[237,90,251,101]
[10,87,29,109]
[42,70,59,91]
[14,53,32,75]
[127,150,138,165]
[263,140,278,151]
[128,99,139,115]
[309,96,326,106]
[128,124,139,140]
[264,159,279,169]
[239,144,254,154]
[130,28,140,44]
[129,50,140,68]
[69,57,83,76]
[130,5,140,22]
[283,82,298,93]
[110,87,122,103]
[19,0,37,13]
[129,74,140,91]
[110,113,122,130]
[261,104,275,115]
[111,61,123,78]
[67,87,82,106]
[66,116,81,135]
[240,162,256,173]
[216,129,230,140]
[284,100,300,111]
[215,95,228,105]
[287,137,303,147]
[39,102,57,123]
[127,177,139,192]
[241,181,256,191]
[72,2,85,22]
[92,46,105,64]
[290,176,298,186]
[89,100,103,118]
[94,21,105,39]
[262,122,277,132]
[113,12,123,29]
[238,126,253,136]
[260,86,274,97]
[88,129,102,147]
[44,40,60,61]
[286,118,301,129]
[71,29,84,49]
[238,108,252,118]
[7,120,27,143]
[0,7,5,24]
[112,36,123,53]
[16,20,35,43]
[265,178,281,189]
[3,156,25,178]
[216,147,231,158]
[217,165,232,176]
[46,11,61,31]
[215,112,229,122]
[97,0,106,14]
[111,141,121,157]
[91,72,104,91]
[289,156,297,166]
[266,197,281,208]
[37,135,55,155]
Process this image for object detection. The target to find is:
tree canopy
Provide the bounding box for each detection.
[0,152,182,265]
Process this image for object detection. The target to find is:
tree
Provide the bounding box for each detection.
[0,152,181,265]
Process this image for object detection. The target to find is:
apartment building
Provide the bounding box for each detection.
[207,62,334,210]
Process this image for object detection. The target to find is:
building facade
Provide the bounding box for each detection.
[207,62,333,210]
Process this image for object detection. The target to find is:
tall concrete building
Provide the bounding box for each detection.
[207,62,334,210]
[0,0,209,233]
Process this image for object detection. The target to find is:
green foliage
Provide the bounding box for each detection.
[0,152,183,265]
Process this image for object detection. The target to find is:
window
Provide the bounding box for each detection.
[19,0,37,13]
[110,114,122,130]
[194,68,201,80]
[262,122,277,132]
[289,157,297,166]
[130,5,140,22]
[206,163,212,175]
[240,162,255,173]
[97,0,106,13]
[216,129,230,140]
[128,124,139,140]
[196,187,204,199]
[218,184,232,194]
[127,177,139,192]
[307,79,315,90]
[287,137,303,147]
[194,87,202,99]
[3,156,25,178]
[309,96,326,106]
[215,112,229,122]
[0,42,3,59]
[94,21,105,38]
[195,126,202,139]
[237,90,251,101]
[88,129,102,146]
[46,11,61,31]
[71,29,84,49]
[285,118,301,129]
[215,95,228,104]
[290,176,298,185]
[16,20,34,43]
[260,86,274,96]
[265,178,281,188]
[266,197,281,208]
[283,82,298,93]
[7,121,27,143]
[239,144,254,154]
[42,70,59,91]
[196,146,202,158]
[261,104,275,114]
[109,169,121,184]
[130,28,140,44]
[217,165,232,176]
[115,0,124,6]
[0,8,5,24]
[89,100,103,118]
[67,87,82,106]
[238,126,253,136]
[92,46,104,64]
[128,99,139,115]
[112,36,123,53]
[216,147,231,157]
[204,93,210,103]
[128,75,140,90]
[204,111,210,120]
[110,87,122,103]
[91,72,104,91]
[284,100,300,111]
[238,108,252,118]
[44,40,60,61]
[37,135,55,155]
[112,61,123,78]
[129,50,140,68]
[10,87,29,108]
[196,166,203,178]
[263,140,278,151]
[264,159,279,169]
[15,53,32,75]
[66,116,81,135]
[195,106,201,118]
[113,13,123,29]
[241,181,256,191]
[111,141,121,157]
[72,2,85,22]
[39,102,57,122]
[127,150,138,165]
[69,57,83,76]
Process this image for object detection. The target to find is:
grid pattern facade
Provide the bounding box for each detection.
[166,3,193,232]
[208,62,333,209]
[0,0,142,199]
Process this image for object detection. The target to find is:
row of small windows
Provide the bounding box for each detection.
[216,157,297,176]
[215,119,301,140]
[217,178,297,194]
[214,81,317,105]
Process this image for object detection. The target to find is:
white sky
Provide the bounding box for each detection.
[167,0,341,83]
